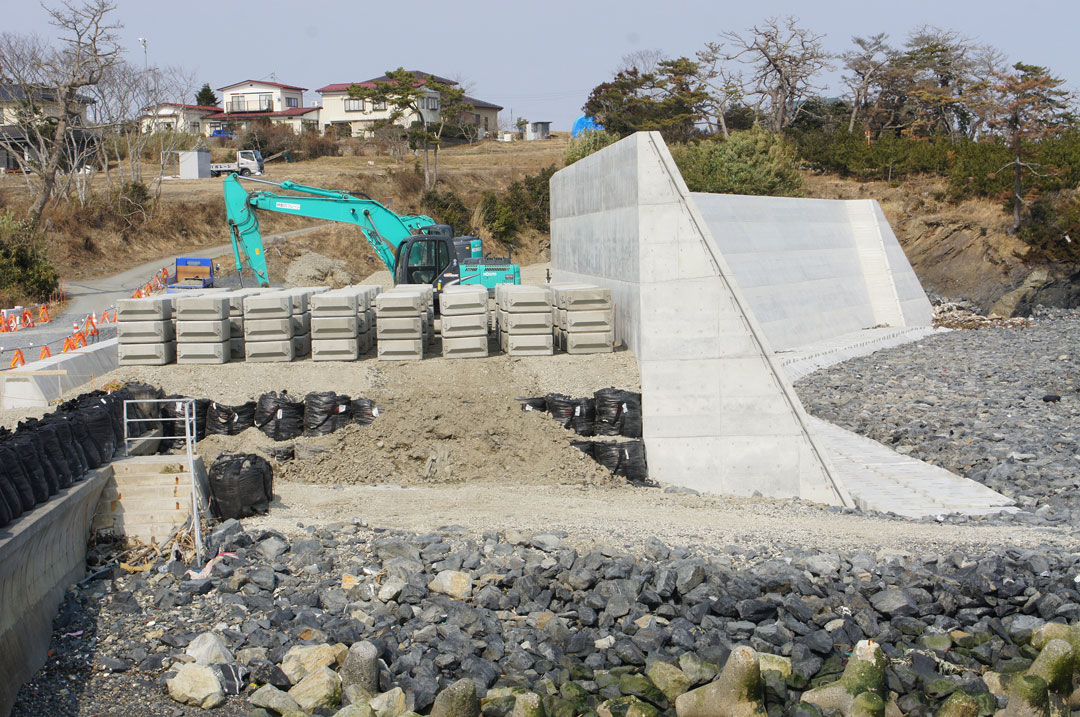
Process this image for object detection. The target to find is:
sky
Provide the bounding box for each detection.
[9,0,1080,130]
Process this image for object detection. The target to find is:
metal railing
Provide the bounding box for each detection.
[226,99,272,113]
[122,398,203,564]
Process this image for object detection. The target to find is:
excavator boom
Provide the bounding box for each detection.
[223,173,435,287]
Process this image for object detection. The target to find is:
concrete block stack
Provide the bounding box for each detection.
[358,286,379,354]
[222,288,268,361]
[175,294,231,365]
[310,286,363,362]
[286,286,327,359]
[375,288,425,360]
[243,293,295,363]
[439,285,489,359]
[551,284,614,354]
[496,284,554,356]
[116,295,177,366]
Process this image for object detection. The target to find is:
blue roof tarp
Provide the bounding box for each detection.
[571,115,603,138]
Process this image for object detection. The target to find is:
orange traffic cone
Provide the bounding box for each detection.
[9,349,24,368]
[38,304,50,323]
[39,345,51,360]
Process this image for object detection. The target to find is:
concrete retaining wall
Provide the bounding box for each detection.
[551,132,849,503]
[0,468,110,715]
[0,338,119,409]
[691,194,932,351]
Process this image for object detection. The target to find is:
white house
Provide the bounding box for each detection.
[139,103,220,134]
[316,71,501,138]
[201,80,320,135]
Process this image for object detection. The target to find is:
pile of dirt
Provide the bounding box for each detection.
[284,251,354,288]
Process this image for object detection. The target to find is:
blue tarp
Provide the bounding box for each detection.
[571,115,603,138]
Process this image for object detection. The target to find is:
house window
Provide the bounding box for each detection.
[259,94,272,110]
[286,96,299,108]
[426,97,440,111]
[344,98,365,112]
[373,101,386,111]
[190,121,200,132]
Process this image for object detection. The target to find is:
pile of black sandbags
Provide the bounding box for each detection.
[206,452,273,519]
[523,388,648,482]
[0,382,164,529]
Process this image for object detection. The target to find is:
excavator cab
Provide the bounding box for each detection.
[393,236,455,287]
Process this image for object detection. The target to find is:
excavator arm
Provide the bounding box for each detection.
[223,173,435,287]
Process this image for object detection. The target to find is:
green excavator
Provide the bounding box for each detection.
[223,173,520,296]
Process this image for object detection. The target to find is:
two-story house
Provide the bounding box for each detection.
[0,83,96,172]
[316,71,501,139]
[200,80,320,135]
[139,103,221,134]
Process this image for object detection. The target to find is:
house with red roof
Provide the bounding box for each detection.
[315,71,501,138]
[200,80,320,135]
[139,103,221,134]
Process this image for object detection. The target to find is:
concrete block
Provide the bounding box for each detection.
[117,319,174,344]
[228,315,244,337]
[378,338,423,361]
[176,340,230,364]
[502,285,551,313]
[502,311,553,335]
[565,309,614,333]
[564,331,614,354]
[244,317,293,341]
[284,286,328,314]
[311,316,359,340]
[376,291,423,316]
[507,333,554,356]
[554,285,611,311]
[225,289,260,316]
[291,311,311,336]
[175,319,230,343]
[442,335,489,359]
[245,340,295,362]
[292,333,311,358]
[311,291,360,317]
[116,296,172,322]
[175,295,229,321]
[553,329,563,352]
[312,338,360,362]
[243,294,292,319]
[118,340,175,366]
[439,286,488,315]
[440,313,489,338]
[229,337,246,361]
[376,316,423,340]
[357,311,373,333]
[358,331,373,354]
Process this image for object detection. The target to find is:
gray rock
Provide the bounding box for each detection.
[250,683,302,714]
[340,640,380,694]
[185,632,234,665]
[430,677,480,717]
[870,588,918,618]
[530,534,564,552]
[166,663,225,709]
[257,536,289,560]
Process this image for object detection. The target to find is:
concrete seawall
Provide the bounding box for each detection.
[0,469,110,716]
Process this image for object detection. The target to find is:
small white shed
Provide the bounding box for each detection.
[178,149,211,179]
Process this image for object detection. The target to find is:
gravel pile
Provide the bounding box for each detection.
[797,308,1080,526]
[13,520,1080,716]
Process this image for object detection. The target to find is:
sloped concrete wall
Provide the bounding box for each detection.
[0,468,110,715]
[551,132,849,503]
[691,194,932,351]
[0,338,119,409]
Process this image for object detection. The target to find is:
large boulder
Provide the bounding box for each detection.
[289,666,343,713]
[280,643,339,684]
[340,641,380,695]
[166,662,225,709]
[430,678,481,717]
[250,683,302,714]
[185,632,234,665]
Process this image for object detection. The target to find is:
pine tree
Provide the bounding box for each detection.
[195,83,218,107]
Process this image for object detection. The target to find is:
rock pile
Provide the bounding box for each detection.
[14,520,1080,716]
[798,307,1080,525]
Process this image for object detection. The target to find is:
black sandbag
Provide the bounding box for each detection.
[615,440,648,481]
[205,402,234,436]
[304,392,352,436]
[160,396,211,449]
[517,397,548,413]
[351,398,378,425]
[0,444,36,512]
[20,429,60,496]
[619,394,643,438]
[230,401,256,435]
[0,484,11,528]
[592,441,623,473]
[254,392,305,442]
[570,440,596,458]
[82,405,118,463]
[111,383,165,439]
[9,434,49,504]
[0,464,24,520]
[47,416,86,481]
[545,393,575,422]
[568,398,596,436]
[68,411,103,469]
[593,387,626,424]
[207,452,273,520]
[33,422,72,489]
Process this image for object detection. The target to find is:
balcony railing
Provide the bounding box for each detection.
[226,99,272,113]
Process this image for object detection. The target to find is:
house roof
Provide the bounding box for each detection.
[0,83,95,105]
[217,80,306,92]
[202,107,319,120]
[146,103,221,113]
[316,71,457,94]
[462,95,503,111]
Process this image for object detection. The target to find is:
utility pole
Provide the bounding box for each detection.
[138,37,148,97]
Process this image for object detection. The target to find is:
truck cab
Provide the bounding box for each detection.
[210,150,264,177]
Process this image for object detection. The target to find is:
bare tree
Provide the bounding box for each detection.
[694,42,745,137]
[618,49,666,78]
[964,44,1009,140]
[722,16,832,133]
[841,33,895,133]
[0,1,121,221]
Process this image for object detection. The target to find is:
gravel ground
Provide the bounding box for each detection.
[797,307,1080,526]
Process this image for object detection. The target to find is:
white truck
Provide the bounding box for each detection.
[210,149,264,177]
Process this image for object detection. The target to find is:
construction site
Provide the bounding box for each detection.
[1,131,1078,717]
